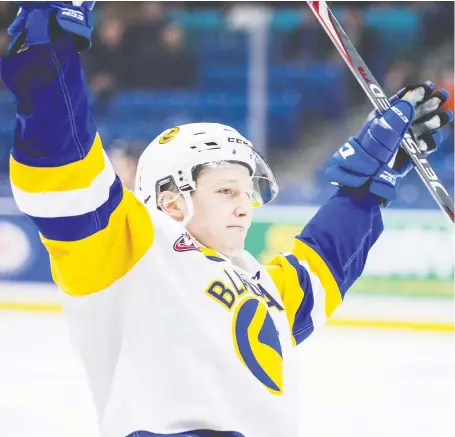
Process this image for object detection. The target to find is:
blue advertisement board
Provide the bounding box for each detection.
[0,199,52,282]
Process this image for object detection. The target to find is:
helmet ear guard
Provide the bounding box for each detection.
[154,178,191,224]
[153,176,185,211]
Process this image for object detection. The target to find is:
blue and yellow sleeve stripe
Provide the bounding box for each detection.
[10,133,154,296]
[266,188,384,346]
[267,239,342,346]
[3,35,154,296]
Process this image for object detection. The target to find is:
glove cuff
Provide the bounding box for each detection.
[55,5,93,51]
[7,3,93,55]
[369,165,404,206]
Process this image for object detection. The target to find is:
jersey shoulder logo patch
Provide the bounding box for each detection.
[173,233,199,252]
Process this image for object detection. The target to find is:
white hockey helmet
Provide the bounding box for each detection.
[134,123,278,216]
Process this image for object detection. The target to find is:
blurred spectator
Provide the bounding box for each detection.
[126,20,197,89]
[341,8,379,105]
[0,2,16,30]
[341,8,378,69]
[0,1,452,205]
[0,2,16,67]
[0,32,9,64]
[122,1,166,87]
[282,8,337,62]
[108,139,145,191]
[384,59,419,96]
[89,18,128,100]
[282,7,377,68]
[154,22,197,88]
[127,1,167,42]
[419,2,454,51]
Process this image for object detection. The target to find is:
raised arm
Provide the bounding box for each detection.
[267,82,453,346]
[267,188,382,346]
[1,3,154,296]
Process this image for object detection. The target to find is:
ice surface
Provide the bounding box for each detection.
[0,308,453,437]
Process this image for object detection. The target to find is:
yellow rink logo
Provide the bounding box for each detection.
[159,127,180,144]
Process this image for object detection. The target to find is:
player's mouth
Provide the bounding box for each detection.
[227,225,246,232]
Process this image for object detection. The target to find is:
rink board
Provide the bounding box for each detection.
[0,282,452,332]
[0,198,453,332]
[1,199,453,295]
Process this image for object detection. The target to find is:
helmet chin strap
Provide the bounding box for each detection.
[181,192,194,227]
[182,192,226,258]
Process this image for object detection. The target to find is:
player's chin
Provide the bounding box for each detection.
[221,232,246,256]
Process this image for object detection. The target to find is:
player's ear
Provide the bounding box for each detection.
[158,191,186,222]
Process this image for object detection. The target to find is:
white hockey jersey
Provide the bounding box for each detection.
[11,145,342,437]
[3,33,382,437]
[57,205,322,437]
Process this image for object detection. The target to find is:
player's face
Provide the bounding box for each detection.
[186,163,254,258]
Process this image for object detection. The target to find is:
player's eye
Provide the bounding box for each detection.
[218,188,233,195]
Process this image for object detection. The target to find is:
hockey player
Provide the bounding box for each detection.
[1,3,453,437]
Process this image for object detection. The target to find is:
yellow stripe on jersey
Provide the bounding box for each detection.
[266,239,342,346]
[10,133,105,193]
[266,258,304,347]
[200,247,225,259]
[292,239,341,318]
[265,265,284,293]
[42,189,154,296]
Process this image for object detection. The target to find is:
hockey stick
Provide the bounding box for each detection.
[307,1,454,224]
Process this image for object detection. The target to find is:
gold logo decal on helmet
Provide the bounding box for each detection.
[159,127,180,144]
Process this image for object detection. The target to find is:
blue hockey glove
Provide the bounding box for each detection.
[326,99,415,200]
[326,81,453,205]
[7,1,95,55]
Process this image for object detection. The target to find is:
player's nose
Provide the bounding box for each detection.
[234,192,252,217]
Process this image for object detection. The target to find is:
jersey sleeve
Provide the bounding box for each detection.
[1,35,154,296]
[266,188,383,346]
